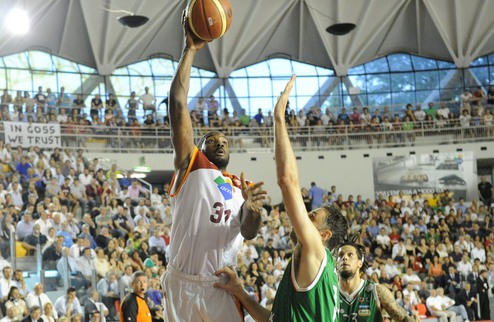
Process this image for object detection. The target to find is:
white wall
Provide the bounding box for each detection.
[88,141,494,204]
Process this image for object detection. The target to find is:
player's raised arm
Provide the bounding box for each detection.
[274,76,326,266]
[169,13,207,175]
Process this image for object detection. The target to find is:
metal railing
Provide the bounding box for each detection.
[1,121,493,153]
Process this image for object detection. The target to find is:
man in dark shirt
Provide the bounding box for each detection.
[22,224,47,256]
[478,176,493,206]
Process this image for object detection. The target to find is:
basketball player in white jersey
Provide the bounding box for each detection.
[161,16,267,322]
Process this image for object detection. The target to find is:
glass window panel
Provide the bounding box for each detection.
[0,70,6,89]
[245,62,270,77]
[391,92,414,106]
[236,97,249,111]
[150,58,174,76]
[348,75,367,93]
[291,61,316,76]
[295,95,312,110]
[440,88,458,101]
[268,59,292,77]
[415,70,439,91]
[470,67,489,86]
[391,73,416,92]
[230,68,247,77]
[291,76,319,96]
[470,56,488,67]
[248,78,272,97]
[248,97,272,112]
[4,53,29,69]
[412,56,438,70]
[368,93,391,106]
[127,61,152,76]
[388,54,413,72]
[437,60,455,69]
[58,73,82,94]
[113,66,128,76]
[415,90,433,103]
[366,73,391,93]
[364,57,389,74]
[190,77,212,98]
[78,64,96,74]
[340,95,353,109]
[7,69,32,91]
[28,51,53,71]
[348,64,365,75]
[229,78,248,97]
[52,56,80,73]
[32,72,57,92]
[315,66,334,76]
[79,74,98,96]
[197,68,216,77]
[129,76,153,95]
[439,70,462,89]
[110,76,132,106]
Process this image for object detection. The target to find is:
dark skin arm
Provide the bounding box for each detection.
[240,172,265,240]
[169,16,206,191]
[214,267,271,322]
[376,284,418,322]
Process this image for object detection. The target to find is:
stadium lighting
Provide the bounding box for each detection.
[5,8,30,35]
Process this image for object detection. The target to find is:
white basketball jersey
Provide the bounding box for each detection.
[168,147,245,276]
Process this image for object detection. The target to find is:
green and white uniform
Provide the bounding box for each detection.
[270,249,339,322]
[339,279,382,322]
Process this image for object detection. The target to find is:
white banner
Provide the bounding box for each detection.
[4,121,61,148]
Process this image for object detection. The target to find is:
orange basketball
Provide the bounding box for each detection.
[187,0,233,41]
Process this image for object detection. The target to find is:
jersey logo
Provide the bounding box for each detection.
[214,176,234,200]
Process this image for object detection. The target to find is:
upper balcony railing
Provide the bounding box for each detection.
[1,120,491,154]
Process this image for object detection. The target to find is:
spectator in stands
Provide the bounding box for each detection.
[53,288,83,320]
[139,87,156,113]
[96,272,119,319]
[308,182,324,210]
[457,281,479,321]
[25,283,52,316]
[15,213,34,242]
[22,305,42,322]
[426,288,456,322]
[83,288,109,322]
[5,286,28,321]
[22,224,47,256]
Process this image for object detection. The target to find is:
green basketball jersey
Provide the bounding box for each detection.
[339,279,383,322]
[270,249,339,322]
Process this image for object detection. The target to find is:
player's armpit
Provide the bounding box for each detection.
[376,284,415,322]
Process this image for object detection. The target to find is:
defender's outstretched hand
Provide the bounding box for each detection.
[274,75,296,119]
[241,172,266,214]
[213,267,244,297]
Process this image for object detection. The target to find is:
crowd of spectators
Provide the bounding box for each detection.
[0,143,170,321]
[234,182,494,321]
[1,86,494,151]
[1,86,494,321]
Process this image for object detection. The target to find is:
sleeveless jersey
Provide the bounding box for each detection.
[339,279,382,322]
[168,147,245,275]
[270,249,339,322]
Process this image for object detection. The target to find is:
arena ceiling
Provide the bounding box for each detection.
[1,0,494,77]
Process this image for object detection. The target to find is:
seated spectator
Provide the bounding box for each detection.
[25,283,52,314]
[83,288,109,322]
[75,247,94,282]
[53,288,83,320]
[41,302,57,322]
[96,272,119,319]
[22,305,42,322]
[4,286,28,321]
[15,213,34,242]
[42,235,64,270]
[22,224,47,256]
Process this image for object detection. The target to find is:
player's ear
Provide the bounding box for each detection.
[320,229,332,242]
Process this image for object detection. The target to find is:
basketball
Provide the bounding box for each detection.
[187,0,233,41]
